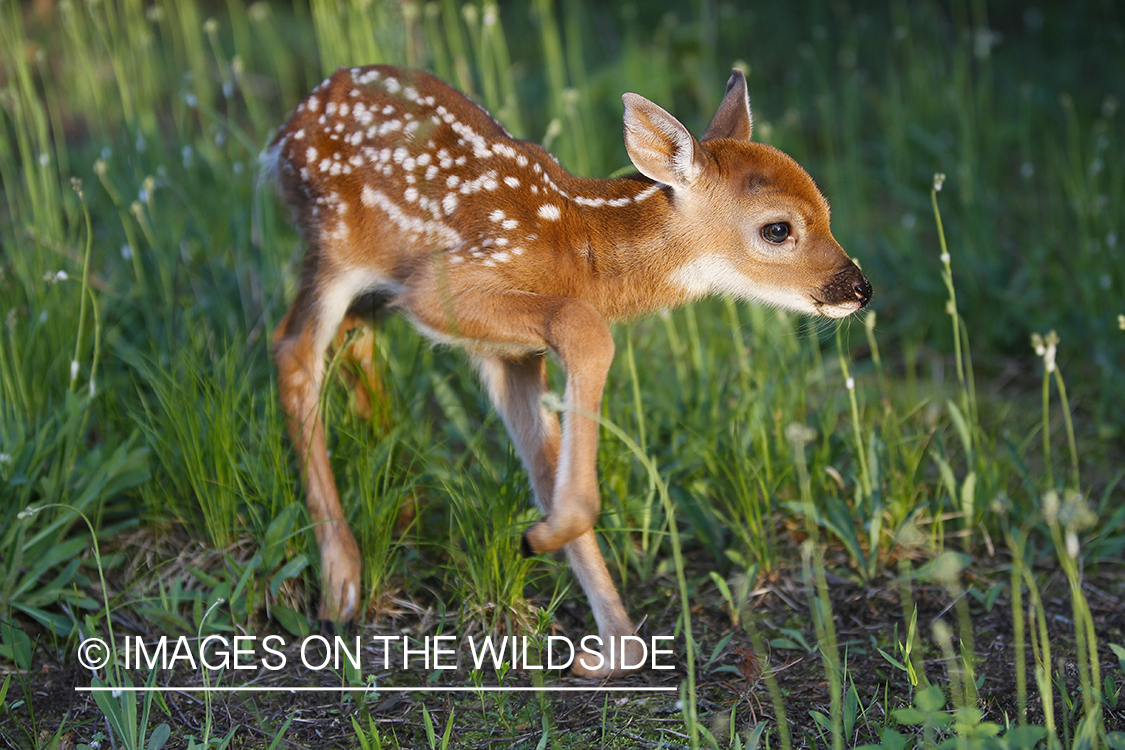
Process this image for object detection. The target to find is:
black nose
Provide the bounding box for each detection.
[853,278,872,307]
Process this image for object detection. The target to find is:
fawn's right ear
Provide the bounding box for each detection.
[702,68,752,142]
[623,93,704,188]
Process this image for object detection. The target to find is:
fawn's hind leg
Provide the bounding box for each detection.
[333,312,388,428]
[274,271,371,623]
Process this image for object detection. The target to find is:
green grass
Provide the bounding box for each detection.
[1,0,1124,748]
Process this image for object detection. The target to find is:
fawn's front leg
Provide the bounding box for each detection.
[524,299,616,554]
[476,347,643,678]
[403,277,615,551]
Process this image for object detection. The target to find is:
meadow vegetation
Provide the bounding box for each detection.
[0,0,1123,748]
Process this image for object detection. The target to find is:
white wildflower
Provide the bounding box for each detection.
[784,422,816,446]
[933,172,946,191]
[1066,529,1079,559]
[1041,489,1059,525]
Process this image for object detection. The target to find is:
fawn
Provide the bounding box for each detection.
[264,65,870,678]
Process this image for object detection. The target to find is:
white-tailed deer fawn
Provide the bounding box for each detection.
[265,65,870,678]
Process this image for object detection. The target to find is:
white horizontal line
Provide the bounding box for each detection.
[76,686,676,693]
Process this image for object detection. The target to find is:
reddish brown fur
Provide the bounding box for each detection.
[267,65,870,678]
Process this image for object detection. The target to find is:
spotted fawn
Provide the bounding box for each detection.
[263,65,871,678]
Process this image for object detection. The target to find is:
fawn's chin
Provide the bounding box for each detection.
[816,300,865,319]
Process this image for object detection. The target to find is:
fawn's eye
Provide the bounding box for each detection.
[761,222,791,244]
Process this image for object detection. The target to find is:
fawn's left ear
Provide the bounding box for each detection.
[623,93,704,188]
[702,68,753,142]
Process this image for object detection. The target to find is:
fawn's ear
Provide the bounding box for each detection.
[623,93,703,188]
[702,68,753,142]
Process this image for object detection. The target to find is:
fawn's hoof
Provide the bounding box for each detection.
[317,539,362,623]
[570,636,648,680]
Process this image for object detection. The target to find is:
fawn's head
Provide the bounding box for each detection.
[623,70,871,319]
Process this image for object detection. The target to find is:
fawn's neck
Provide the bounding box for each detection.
[535,172,702,322]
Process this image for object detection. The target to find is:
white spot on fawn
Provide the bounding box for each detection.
[537,204,561,221]
[489,210,505,223]
[361,185,462,247]
[504,176,520,188]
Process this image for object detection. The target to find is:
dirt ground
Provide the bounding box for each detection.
[3,547,1123,749]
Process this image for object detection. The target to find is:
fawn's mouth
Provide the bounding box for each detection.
[813,298,866,319]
